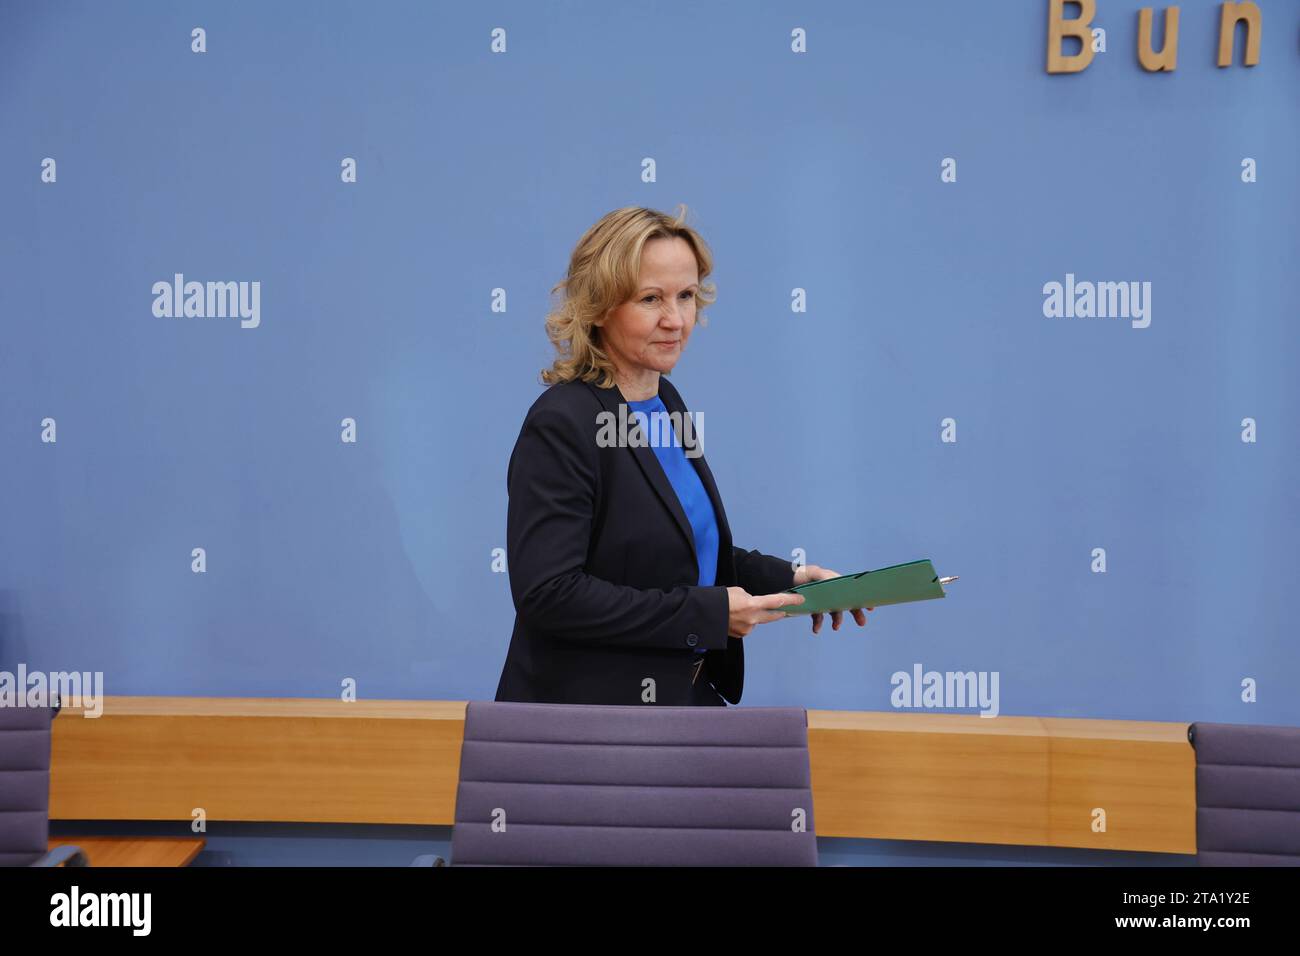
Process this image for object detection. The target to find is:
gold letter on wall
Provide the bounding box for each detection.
[1138,7,1180,72]
[1047,0,1097,73]
[1218,1,1261,67]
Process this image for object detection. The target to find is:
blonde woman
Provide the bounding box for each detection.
[495,205,869,706]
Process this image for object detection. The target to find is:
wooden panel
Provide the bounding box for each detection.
[1046,720,1196,853]
[48,836,204,867]
[806,711,1195,853]
[50,697,1195,853]
[50,698,467,825]
[807,713,1052,845]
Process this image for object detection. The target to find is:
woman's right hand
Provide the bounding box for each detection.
[726,587,805,637]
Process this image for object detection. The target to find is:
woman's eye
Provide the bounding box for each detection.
[641,291,694,303]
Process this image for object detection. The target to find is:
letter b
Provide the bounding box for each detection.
[1047,0,1096,74]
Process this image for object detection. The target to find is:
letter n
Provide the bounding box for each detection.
[1217,1,1261,67]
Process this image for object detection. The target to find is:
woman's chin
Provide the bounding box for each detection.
[651,353,683,374]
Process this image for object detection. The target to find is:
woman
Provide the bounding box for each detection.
[494,205,869,706]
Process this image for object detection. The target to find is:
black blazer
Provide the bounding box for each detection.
[494,376,795,706]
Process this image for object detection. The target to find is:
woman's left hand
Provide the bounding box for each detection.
[792,564,873,635]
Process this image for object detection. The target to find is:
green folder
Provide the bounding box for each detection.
[780,558,949,615]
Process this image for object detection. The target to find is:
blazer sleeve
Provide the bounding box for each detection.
[507,403,731,652]
[732,547,797,596]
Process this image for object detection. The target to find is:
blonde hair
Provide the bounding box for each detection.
[540,204,717,387]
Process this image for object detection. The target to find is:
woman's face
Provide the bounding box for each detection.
[598,236,700,382]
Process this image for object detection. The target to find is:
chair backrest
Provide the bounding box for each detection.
[451,702,818,866]
[0,705,55,867]
[1190,721,1300,865]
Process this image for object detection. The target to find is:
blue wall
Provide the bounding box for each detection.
[4,1,1297,864]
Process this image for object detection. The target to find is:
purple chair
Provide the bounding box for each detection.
[419,701,818,866]
[0,703,87,867]
[1190,721,1300,866]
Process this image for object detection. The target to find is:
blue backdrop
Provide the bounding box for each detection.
[2,0,1296,726]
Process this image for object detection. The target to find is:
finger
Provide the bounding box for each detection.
[852,608,867,626]
[760,592,804,609]
[831,609,843,631]
[812,612,822,634]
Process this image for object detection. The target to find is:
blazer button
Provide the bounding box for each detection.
[686,633,699,647]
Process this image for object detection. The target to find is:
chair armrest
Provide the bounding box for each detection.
[32,845,90,867]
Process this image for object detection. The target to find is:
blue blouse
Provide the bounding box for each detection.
[626,394,720,654]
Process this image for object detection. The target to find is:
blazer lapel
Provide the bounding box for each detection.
[658,379,743,699]
[585,380,697,565]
